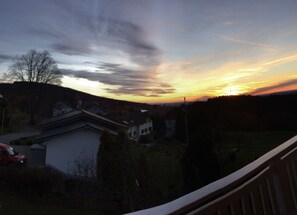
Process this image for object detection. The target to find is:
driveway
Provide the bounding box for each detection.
[0,118,44,167]
[12,145,45,167]
[0,131,40,144]
[0,130,43,167]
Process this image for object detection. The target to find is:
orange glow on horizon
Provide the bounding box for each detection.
[60,52,297,104]
[253,84,297,96]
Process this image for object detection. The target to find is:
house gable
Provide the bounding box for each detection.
[36,109,125,143]
[35,109,125,175]
[45,129,100,175]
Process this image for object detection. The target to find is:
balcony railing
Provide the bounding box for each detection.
[126,135,297,215]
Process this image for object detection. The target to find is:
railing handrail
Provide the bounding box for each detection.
[125,134,297,215]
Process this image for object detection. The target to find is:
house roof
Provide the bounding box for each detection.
[86,104,108,116]
[40,109,125,129]
[106,109,151,127]
[35,109,125,142]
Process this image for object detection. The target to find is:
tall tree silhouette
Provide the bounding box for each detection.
[3,49,62,85]
[3,50,62,123]
[181,126,221,193]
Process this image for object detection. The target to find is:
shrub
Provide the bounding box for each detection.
[0,166,64,196]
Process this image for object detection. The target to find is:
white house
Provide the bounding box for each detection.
[107,109,153,141]
[127,117,153,140]
[35,110,125,176]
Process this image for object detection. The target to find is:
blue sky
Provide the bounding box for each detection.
[1,0,297,103]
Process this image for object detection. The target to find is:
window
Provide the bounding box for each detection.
[6,147,18,156]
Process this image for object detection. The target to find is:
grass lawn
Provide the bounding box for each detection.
[133,142,185,200]
[131,131,297,199]
[216,130,297,176]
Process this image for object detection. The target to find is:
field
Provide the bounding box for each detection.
[216,130,297,176]
[133,141,185,200]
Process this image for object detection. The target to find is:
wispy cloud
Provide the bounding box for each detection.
[264,54,297,66]
[0,54,13,62]
[27,0,169,96]
[29,1,160,66]
[220,34,276,51]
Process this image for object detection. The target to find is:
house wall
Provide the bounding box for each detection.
[165,119,176,138]
[127,118,153,141]
[128,126,139,140]
[44,129,101,175]
[139,118,153,137]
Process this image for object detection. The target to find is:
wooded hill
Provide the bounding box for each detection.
[0,81,154,124]
[2,81,297,132]
[185,94,297,134]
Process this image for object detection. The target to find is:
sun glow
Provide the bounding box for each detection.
[221,85,242,96]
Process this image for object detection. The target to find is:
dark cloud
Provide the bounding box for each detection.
[251,79,297,94]
[29,26,64,41]
[29,26,93,56]
[29,1,160,66]
[51,43,92,56]
[60,63,175,97]
[61,69,101,80]
[106,87,175,97]
[28,1,170,97]
[0,54,13,62]
[93,16,160,66]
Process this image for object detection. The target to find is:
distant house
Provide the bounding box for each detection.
[164,108,184,138]
[86,102,108,116]
[35,110,125,175]
[52,102,73,117]
[107,109,153,141]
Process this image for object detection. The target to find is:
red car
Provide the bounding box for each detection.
[0,143,27,166]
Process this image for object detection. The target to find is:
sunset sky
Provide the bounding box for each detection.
[1,0,297,103]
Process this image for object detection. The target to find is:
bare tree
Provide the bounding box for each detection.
[70,148,97,179]
[3,49,62,85]
[3,50,62,124]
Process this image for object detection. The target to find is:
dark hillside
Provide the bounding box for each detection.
[0,82,153,122]
[186,95,297,133]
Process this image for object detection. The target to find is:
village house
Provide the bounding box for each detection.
[106,109,153,141]
[35,109,125,175]
[163,107,185,138]
[86,102,108,116]
[52,101,73,117]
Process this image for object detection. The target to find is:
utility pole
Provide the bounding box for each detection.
[184,97,189,145]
